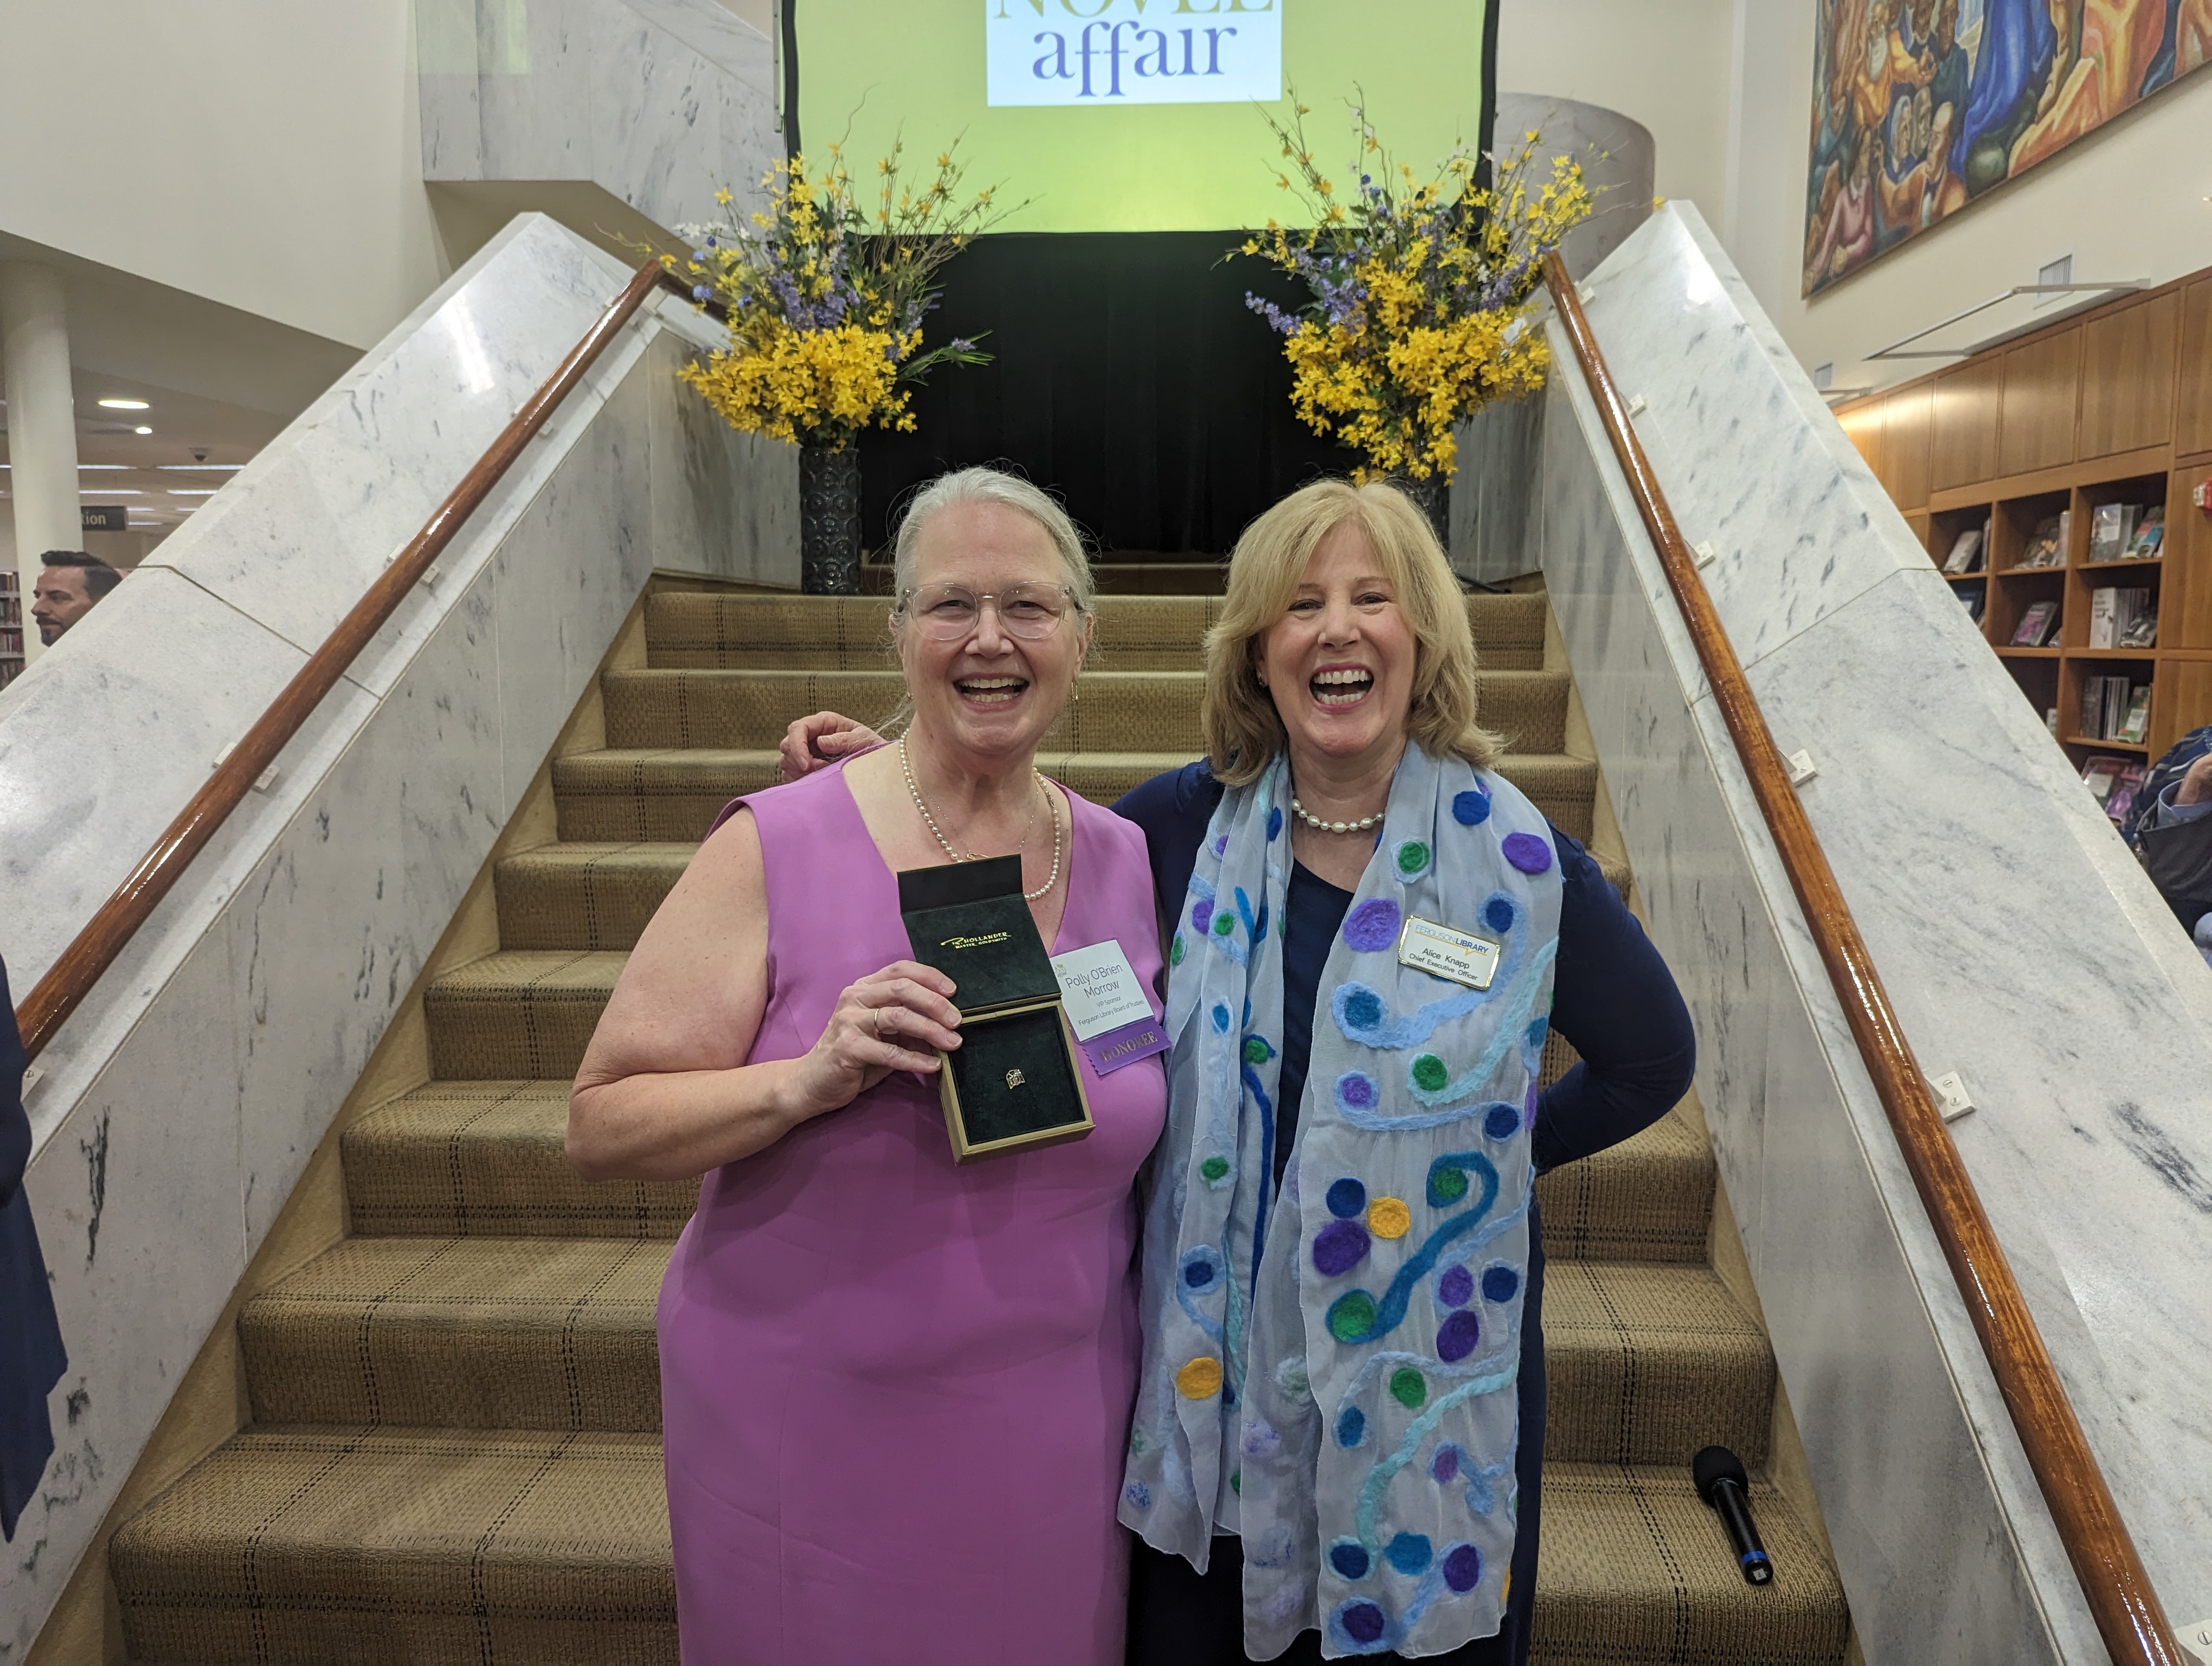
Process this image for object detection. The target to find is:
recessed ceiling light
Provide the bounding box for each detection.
[79,463,129,470]
[168,489,217,496]
[80,488,142,495]
[134,425,152,434]
[97,398,150,411]
[157,464,243,471]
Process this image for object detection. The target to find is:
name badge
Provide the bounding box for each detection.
[1051,940,1170,1074]
[1397,915,1501,990]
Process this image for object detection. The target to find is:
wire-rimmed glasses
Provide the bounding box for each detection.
[899,582,1077,640]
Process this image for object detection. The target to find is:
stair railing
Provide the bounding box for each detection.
[1541,252,2182,1666]
[11,257,705,1065]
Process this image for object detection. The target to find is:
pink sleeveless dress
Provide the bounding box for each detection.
[658,761,1167,1665]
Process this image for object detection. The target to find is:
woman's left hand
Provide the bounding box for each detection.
[780,711,884,781]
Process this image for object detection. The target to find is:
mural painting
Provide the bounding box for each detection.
[1805,0,2212,293]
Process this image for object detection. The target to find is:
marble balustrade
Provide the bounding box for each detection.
[0,212,795,1652]
[419,0,781,237]
[1536,204,2212,1662]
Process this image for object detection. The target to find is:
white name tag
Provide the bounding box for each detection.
[1050,940,1154,1041]
[1397,916,1501,990]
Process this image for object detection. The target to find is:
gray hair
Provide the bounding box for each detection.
[889,467,1096,617]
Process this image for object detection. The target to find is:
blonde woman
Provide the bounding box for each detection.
[786,479,1693,1663]
[572,468,1168,1665]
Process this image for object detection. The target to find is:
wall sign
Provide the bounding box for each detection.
[986,0,1280,106]
[80,506,128,532]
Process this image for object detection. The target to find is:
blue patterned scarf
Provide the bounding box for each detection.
[1120,745,1564,1657]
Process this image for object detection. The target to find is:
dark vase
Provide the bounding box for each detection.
[1390,472,1451,549]
[799,438,863,595]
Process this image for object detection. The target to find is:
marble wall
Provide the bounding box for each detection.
[1536,205,2212,1662]
[0,213,794,1654]
[419,0,781,236]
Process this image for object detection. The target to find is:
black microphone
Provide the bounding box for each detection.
[1692,1445,1773,1586]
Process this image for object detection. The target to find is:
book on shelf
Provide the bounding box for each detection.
[2107,677,2133,741]
[2080,675,2106,739]
[2124,507,2165,560]
[2017,511,2068,569]
[2105,762,2148,825]
[2116,685,2152,746]
[1941,527,1985,574]
[2081,754,2125,804]
[2011,600,2057,646]
[1960,588,1985,624]
[2116,603,2158,649]
[2045,707,2061,738]
[2078,674,2140,741]
[2087,586,2153,649]
[2088,503,2142,562]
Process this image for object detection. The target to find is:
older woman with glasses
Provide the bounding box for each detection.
[569,467,1169,1665]
[787,478,1694,1665]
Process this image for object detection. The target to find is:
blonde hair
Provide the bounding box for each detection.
[1203,478,1500,787]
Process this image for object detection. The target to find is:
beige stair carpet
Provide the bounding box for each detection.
[108,587,1848,1664]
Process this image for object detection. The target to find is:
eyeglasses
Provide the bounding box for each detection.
[899,582,1077,641]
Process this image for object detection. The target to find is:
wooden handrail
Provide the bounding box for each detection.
[12,258,696,1065]
[1541,253,2181,1666]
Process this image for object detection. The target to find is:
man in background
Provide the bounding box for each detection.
[30,549,122,644]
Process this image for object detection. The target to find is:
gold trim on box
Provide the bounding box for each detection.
[936,997,1095,1164]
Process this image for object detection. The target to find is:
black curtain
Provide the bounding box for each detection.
[860,232,1348,556]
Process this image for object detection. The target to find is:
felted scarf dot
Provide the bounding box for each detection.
[1121,745,1563,1658]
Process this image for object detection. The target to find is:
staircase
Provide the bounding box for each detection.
[106,585,1850,1663]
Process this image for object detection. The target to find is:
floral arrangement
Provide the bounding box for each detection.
[668,142,1012,449]
[1242,101,1595,484]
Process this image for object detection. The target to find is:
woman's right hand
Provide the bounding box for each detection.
[780,711,884,781]
[783,960,962,1122]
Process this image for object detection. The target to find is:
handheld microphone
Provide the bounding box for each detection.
[1692,1445,1773,1586]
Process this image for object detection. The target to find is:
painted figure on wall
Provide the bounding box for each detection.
[1804,0,2209,293]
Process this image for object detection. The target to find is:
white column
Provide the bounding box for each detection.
[1,261,81,667]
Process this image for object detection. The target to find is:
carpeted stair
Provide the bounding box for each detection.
[108,586,1850,1664]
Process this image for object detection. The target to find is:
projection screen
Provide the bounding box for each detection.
[793,0,1498,233]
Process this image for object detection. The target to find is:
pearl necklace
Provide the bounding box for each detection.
[901,737,1063,901]
[1290,793,1386,835]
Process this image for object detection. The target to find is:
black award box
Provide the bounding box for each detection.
[897,855,1093,1162]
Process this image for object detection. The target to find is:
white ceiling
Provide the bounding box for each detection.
[0,363,284,541]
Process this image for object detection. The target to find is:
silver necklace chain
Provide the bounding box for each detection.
[901,736,1063,902]
[1289,792,1386,835]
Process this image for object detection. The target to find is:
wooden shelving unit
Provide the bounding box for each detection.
[0,571,24,690]
[1840,265,2212,791]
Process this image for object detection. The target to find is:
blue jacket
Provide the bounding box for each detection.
[2,958,68,1541]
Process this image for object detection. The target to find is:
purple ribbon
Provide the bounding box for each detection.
[1081,1015,1170,1075]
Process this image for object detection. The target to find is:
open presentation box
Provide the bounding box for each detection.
[898,855,1093,1162]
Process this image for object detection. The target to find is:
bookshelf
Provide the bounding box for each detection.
[0,571,23,690]
[1837,264,2212,803]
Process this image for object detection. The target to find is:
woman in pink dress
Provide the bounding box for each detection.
[569,468,1168,1665]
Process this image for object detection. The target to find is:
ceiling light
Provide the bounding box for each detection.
[97,398,150,411]
[79,463,129,470]
[134,425,153,434]
[168,489,217,496]
[80,488,142,495]
[157,464,243,472]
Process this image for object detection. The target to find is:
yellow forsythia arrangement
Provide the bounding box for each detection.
[670,143,1011,447]
[1243,103,1595,482]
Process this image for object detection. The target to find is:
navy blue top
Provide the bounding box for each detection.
[1,956,68,1542]
[1113,760,1694,1655]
